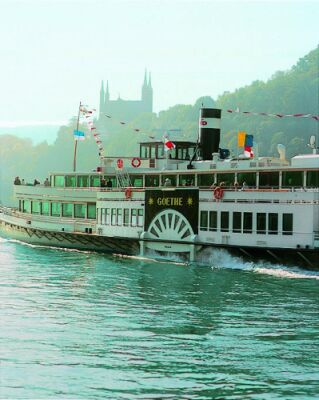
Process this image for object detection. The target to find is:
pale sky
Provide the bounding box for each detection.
[0,0,318,125]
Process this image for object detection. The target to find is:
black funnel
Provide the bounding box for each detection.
[199,108,221,160]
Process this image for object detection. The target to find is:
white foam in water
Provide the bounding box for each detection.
[201,247,319,280]
[2,238,94,255]
[254,267,319,280]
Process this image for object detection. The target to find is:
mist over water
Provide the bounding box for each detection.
[1,238,319,399]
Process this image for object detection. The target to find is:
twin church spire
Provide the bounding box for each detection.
[99,70,153,119]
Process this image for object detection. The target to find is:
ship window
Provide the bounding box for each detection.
[145,175,159,187]
[307,170,319,187]
[41,202,49,216]
[282,171,303,187]
[140,145,149,159]
[105,208,110,225]
[117,208,122,225]
[209,211,217,231]
[124,209,129,226]
[131,209,137,226]
[233,212,241,233]
[198,174,214,188]
[90,175,101,187]
[100,208,105,225]
[62,203,73,217]
[51,202,61,217]
[31,201,41,214]
[243,212,253,233]
[161,175,176,186]
[179,174,195,187]
[200,211,208,230]
[259,172,279,188]
[23,200,31,213]
[74,204,86,219]
[282,213,293,235]
[54,175,65,187]
[77,175,89,188]
[137,209,144,227]
[150,146,156,158]
[221,211,229,232]
[157,144,164,159]
[111,208,117,225]
[87,203,96,220]
[237,172,256,187]
[130,175,143,188]
[268,213,278,235]
[65,175,76,187]
[257,213,266,234]
[217,173,235,187]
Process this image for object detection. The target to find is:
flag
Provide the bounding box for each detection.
[244,145,254,158]
[238,131,246,147]
[73,130,85,140]
[245,134,254,147]
[164,138,175,151]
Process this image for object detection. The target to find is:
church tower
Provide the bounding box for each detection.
[99,80,105,117]
[141,70,153,112]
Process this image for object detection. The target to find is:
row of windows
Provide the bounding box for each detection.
[20,200,96,219]
[200,211,293,235]
[51,170,318,189]
[98,208,144,227]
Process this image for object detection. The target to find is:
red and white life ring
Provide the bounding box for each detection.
[214,186,224,200]
[125,187,132,199]
[117,158,123,169]
[131,157,141,168]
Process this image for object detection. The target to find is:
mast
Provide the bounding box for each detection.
[73,101,81,172]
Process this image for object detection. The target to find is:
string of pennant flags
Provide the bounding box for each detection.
[74,104,319,159]
[226,108,319,121]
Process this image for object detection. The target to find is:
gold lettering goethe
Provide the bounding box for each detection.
[157,197,183,206]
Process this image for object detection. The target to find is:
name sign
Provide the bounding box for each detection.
[144,188,199,233]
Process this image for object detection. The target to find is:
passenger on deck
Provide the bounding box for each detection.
[106,179,113,189]
[101,178,106,188]
[14,177,21,185]
[164,178,172,187]
[210,182,217,189]
[33,179,40,186]
[44,178,50,186]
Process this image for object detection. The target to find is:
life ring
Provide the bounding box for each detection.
[131,157,141,168]
[117,158,123,169]
[125,187,132,199]
[214,186,224,200]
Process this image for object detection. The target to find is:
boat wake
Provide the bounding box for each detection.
[2,237,318,280]
[0,238,95,255]
[201,248,319,280]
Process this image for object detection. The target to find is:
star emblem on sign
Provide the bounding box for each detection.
[187,197,194,206]
[148,198,154,205]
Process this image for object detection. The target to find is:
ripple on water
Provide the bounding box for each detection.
[0,240,319,399]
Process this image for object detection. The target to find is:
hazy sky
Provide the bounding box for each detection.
[0,0,318,126]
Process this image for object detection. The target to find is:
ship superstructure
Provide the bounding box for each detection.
[1,108,318,268]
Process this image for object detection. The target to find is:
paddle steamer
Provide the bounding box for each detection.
[1,108,318,268]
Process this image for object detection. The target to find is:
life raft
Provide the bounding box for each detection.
[131,157,141,168]
[213,186,224,200]
[117,158,124,169]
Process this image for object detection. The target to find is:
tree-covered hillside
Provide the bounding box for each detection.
[0,47,318,206]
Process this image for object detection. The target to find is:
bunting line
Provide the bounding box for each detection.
[77,104,318,160]
[226,108,319,121]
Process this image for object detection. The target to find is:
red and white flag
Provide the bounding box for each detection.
[164,138,175,151]
[244,145,254,158]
